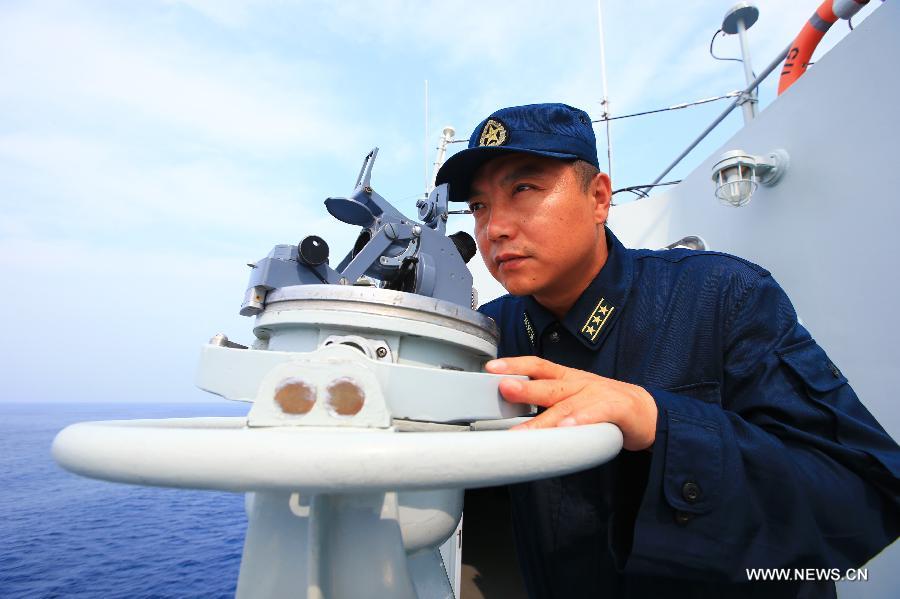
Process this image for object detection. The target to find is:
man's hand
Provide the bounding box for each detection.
[487,356,658,451]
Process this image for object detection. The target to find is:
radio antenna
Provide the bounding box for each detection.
[424,79,429,197]
[597,0,613,180]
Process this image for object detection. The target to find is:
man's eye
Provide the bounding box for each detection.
[513,183,534,193]
[468,202,485,213]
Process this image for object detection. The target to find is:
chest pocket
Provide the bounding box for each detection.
[664,381,722,405]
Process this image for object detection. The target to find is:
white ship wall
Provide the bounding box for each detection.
[609,2,898,595]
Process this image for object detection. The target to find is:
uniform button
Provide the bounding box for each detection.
[828,362,842,378]
[674,510,693,525]
[547,331,561,343]
[682,481,702,503]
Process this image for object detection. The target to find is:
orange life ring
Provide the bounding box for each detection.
[778,0,870,95]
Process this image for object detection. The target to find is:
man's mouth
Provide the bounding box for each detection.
[495,253,529,271]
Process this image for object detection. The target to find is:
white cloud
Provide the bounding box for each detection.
[0,2,365,156]
[0,1,379,255]
[164,0,256,28]
[0,131,320,248]
[302,0,573,69]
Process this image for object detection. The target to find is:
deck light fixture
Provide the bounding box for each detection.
[711,148,789,207]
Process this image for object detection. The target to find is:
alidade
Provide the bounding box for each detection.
[240,148,477,316]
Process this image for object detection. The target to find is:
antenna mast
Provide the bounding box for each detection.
[424,79,429,197]
[597,0,613,181]
[431,126,456,191]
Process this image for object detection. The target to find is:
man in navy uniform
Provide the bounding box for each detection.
[435,103,899,598]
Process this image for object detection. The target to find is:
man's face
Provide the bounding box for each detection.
[467,153,611,305]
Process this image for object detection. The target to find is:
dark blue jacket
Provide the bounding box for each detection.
[478,228,900,598]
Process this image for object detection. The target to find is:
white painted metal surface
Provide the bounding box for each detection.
[197,344,532,423]
[52,418,623,493]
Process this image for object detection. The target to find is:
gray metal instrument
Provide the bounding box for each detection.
[240,148,477,316]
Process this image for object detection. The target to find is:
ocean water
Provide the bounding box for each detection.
[0,402,250,599]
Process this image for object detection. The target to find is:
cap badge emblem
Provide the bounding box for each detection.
[479,119,508,146]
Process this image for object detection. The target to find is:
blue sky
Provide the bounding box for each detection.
[0,0,879,403]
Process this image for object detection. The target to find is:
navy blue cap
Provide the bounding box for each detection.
[435,103,598,202]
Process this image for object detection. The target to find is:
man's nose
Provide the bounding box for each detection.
[485,204,516,241]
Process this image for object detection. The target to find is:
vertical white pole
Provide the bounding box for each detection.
[736,18,758,123]
[424,79,429,197]
[431,126,456,190]
[597,0,613,181]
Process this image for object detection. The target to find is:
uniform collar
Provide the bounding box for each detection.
[524,227,633,351]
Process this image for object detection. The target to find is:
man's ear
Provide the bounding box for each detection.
[591,172,612,225]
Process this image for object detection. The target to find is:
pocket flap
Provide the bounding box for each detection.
[777,339,848,394]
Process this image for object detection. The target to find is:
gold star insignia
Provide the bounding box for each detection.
[523,313,535,347]
[479,119,508,146]
[581,297,616,342]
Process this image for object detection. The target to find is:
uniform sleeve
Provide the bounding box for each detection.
[612,272,900,581]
